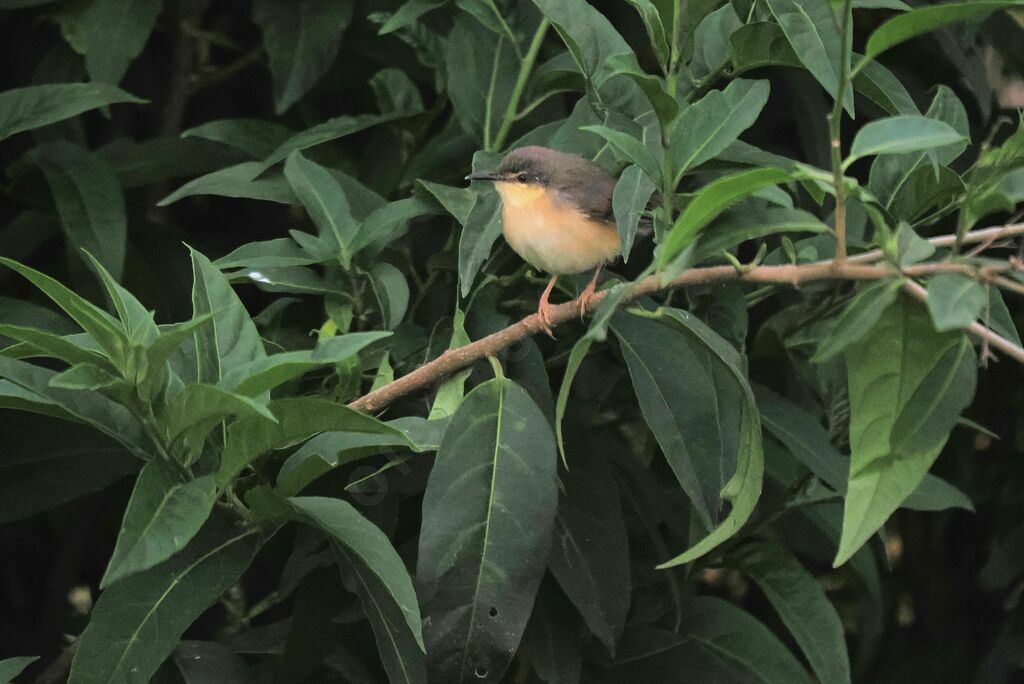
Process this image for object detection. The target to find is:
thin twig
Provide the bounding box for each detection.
[348,223,1024,414]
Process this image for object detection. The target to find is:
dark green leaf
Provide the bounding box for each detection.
[183,118,297,159]
[0,656,40,683]
[101,463,218,588]
[158,162,296,206]
[690,207,829,264]
[814,279,904,361]
[847,116,965,163]
[290,496,426,682]
[57,0,160,84]
[580,125,661,181]
[261,111,414,168]
[612,165,655,263]
[283,151,357,267]
[68,516,264,684]
[926,273,986,332]
[548,454,630,654]
[28,141,127,280]
[253,0,354,114]
[446,11,517,147]
[459,190,502,297]
[729,540,850,684]
[418,377,558,683]
[0,83,145,142]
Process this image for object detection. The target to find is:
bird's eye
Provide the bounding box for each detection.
[517,173,530,182]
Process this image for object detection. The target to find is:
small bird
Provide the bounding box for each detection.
[467,146,621,337]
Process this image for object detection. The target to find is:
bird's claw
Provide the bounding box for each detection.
[537,300,557,339]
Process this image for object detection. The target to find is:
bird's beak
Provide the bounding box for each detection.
[465,170,502,182]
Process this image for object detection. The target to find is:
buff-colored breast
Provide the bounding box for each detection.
[494,182,620,276]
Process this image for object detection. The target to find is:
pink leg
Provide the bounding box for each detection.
[576,266,602,319]
[537,275,558,339]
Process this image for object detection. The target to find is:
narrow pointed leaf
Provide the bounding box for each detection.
[0,83,145,142]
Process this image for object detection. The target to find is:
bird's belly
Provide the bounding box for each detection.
[501,203,620,276]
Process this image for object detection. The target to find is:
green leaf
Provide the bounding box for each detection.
[290,496,426,681]
[757,385,974,512]
[670,79,771,179]
[158,162,297,206]
[0,323,108,367]
[0,257,126,365]
[417,377,558,683]
[926,273,986,332]
[69,516,264,684]
[765,0,854,116]
[691,4,743,80]
[183,118,296,159]
[189,248,266,384]
[163,383,277,444]
[0,83,145,142]
[283,151,357,267]
[219,332,389,396]
[814,279,904,361]
[580,125,662,182]
[613,311,743,528]
[0,356,151,457]
[862,1,1024,62]
[82,251,158,346]
[729,540,850,684]
[354,196,441,255]
[367,263,409,330]
[854,58,919,116]
[548,453,631,654]
[612,165,655,263]
[49,363,121,390]
[416,180,477,226]
[446,10,517,147]
[214,238,321,270]
[0,656,39,683]
[458,190,502,297]
[555,337,594,467]
[261,111,413,168]
[847,116,965,164]
[378,0,446,34]
[606,601,812,682]
[690,207,829,264]
[649,309,764,568]
[100,463,219,588]
[836,298,976,565]
[57,0,160,85]
[216,397,407,486]
[659,167,794,266]
[625,0,670,68]
[27,141,127,281]
[253,0,354,114]
[729,22,801,75]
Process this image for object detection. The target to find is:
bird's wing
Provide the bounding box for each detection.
[552,166,617,224]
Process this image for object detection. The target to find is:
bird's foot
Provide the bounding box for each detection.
[537,299,557,339]
[576,283,599,321]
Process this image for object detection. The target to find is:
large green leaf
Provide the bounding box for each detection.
[836,298,976,565]
[290,496,426,682]
[57,0,160,84]
[612,311,742,528]
[0,257,126,363]
[0,83,144,142]
[283,151,358,267]
[218,332,390,396]
[158,162,296,206]
[647,309,764,568]
[861,0,1024,62]
[0,356,151,458]
[669,79,771,179]
[27,141,127,280]
[69,515,265,684]
[659,167,794,267]
[0,656,39,683]
[729,540,850,684]
[765,0,853,116]
[605,600,812,682]
[689,207,829,264]
[548,453,631,654]
[926,273,986,332]
[612,164,656,263]
[0,323,108,367]
[253,0,354,114]
[100,463,218,588]
[458,189,501,297]
[182,118,296,159]
[162,384,276,455]
[216,397,407,486]
[814,279,904,361]
[189,248,266,385]
[446,10,517,147]
[261,111,413,168]
[846,115,965,164]
[417,376,558,683]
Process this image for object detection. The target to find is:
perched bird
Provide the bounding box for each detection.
[466,146,622,337]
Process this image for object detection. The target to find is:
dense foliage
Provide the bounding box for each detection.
[2,0,1024,682]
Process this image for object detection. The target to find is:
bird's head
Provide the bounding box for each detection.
[466,146,591,209]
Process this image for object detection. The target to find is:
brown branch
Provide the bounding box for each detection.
[348,223,1024,414]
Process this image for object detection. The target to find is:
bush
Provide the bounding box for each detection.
[2,0,1024,682]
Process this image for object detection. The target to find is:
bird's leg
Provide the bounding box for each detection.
[576,266,602,320]
[537,275,558,339]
